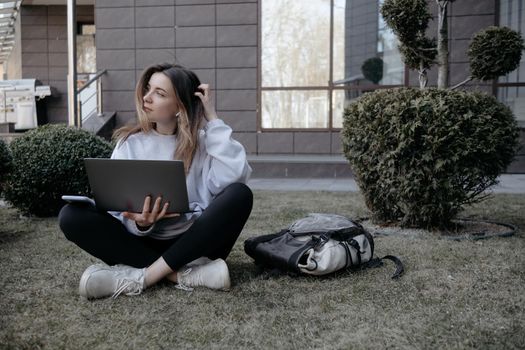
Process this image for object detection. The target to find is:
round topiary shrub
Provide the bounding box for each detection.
[341,88,520,228]
[380,0,431,43]
[361,57,384,84]
[469,26,524,81]
[0,138,12,196]
[3,124,113,216]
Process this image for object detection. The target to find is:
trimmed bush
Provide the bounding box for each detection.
[361,57,383,84]
[0,138,12,195]
[3,124,112,216]
[341,88,520,228]
[469,26,524,81]
[380,0,431,43]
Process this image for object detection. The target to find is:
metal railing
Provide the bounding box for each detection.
[76,69,106,127]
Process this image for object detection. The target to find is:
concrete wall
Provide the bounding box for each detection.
[509,128,525,173]
[20,5,94,124]
[95,0,258,153]
[94,0,507,157]
[5,14,22,80]
[94,0,525,173]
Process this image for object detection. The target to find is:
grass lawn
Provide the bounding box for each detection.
[0,190,524,349]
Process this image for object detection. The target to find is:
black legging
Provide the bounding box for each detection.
[59,183,253,271]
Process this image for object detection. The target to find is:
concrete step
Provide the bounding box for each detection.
[82,111,116,140]
[0,122,15,133]
[0,132,24,144]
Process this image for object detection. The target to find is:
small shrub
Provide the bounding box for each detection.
[361,57,383,84]
[0,138,12,195]
[380,0,431,43]
[3,124,113,216]
[341,88,520,228]
[469,26,524,81]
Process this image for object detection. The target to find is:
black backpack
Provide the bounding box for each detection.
[244,213,404,278]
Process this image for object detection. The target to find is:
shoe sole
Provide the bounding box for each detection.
[215,259,231,291]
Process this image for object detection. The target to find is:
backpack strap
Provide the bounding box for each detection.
[347,239,362,266]
[339,241,353,267]
[381,255,404,279]
[364,255,405,279]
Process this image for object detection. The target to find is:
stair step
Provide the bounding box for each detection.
[82,111,116,140]
[0,122,15,133]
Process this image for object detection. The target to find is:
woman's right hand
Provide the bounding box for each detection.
[122,196,180,230]
[195,83,218,122]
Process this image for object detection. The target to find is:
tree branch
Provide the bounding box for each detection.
[419,47,438,52]
[436,0,449,9]
[451,77,474,90]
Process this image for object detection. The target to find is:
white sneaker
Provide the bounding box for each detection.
[176,258,231,292]
[185,256,212,268]
[79,264,146,299]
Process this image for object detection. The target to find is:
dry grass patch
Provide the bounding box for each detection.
[1,191,524,349]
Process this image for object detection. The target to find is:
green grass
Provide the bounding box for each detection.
[1,191,524,349]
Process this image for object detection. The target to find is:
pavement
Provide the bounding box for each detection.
[0,175,523,209]
[248,174,525,194]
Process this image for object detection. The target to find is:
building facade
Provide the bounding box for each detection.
[18,4,94,124]
[3,0,525,174]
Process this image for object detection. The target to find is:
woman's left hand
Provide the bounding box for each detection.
[195,83,218,121]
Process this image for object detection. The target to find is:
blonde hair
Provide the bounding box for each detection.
[113,64,204,173]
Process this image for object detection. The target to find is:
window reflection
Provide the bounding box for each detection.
[499,87,525,121]
[332,90,347,129]
[333,0,403,86]
[332,89,370,128]
[499,0,525,84]
[262,90,329,128]
[261,0,330,87]
[261,0,403,129]
[499,0,525,121]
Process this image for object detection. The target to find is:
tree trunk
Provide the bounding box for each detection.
[437,1,449,88]
[419,62,428,89]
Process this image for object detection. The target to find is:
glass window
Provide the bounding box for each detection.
[498,0,525,122]
[261,0,404,130]
[499,0,525,83]
[77,23,96,74]
[498,86,525,122]
[261,0,330,87]
[332,0,403,86]
[332,89,363,128]
[262,90,329,128]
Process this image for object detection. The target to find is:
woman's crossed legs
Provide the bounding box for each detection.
[59,183,253,298]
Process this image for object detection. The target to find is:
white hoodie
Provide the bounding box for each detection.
[110,119,252,239]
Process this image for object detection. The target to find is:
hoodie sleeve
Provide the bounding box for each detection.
[111,139,129,160]
[202,119,252,195]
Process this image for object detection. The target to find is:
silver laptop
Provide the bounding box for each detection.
[83,158,191,214]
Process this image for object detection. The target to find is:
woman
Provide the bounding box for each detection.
[59,63,253,299]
